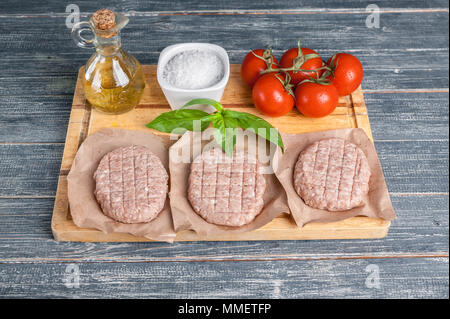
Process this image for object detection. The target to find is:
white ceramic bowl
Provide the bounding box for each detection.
[156,43,230,113]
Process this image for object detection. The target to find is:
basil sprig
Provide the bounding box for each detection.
[145,108,210,133]
[146,98,284,156]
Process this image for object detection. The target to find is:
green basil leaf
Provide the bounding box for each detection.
[146,98,284,156]
[146,109,210,133]
[211,114,238,157]
[223,116,239,155]
[223,109,284,151]
[183,98,223,112]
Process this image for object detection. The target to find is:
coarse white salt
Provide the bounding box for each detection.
[162,49,224,90]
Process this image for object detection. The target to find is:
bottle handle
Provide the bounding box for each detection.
[72,21,95,49]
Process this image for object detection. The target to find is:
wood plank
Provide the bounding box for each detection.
[0,13,447,144]
[1,89,448,144]
[1,50,448,90]
[367,92,449,140]
[0,13,448,55]
[1,51,447,145]
[0,258,447,298]
[0,194,447,262]
[0,0,448,15]
[0,144,63,197]
[0,96,73,143]
[51,62,392,241]
[85,65,359,136]
[53,206,390,243]
[0,13,447,143]
[375,140,449,194]
[53,219,390,242]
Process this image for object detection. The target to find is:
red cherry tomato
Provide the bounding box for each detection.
[280,47,323,85]
[326,53,364,96]
[295,82,339,118]
[252,73,295,117]
[241,49,278,88]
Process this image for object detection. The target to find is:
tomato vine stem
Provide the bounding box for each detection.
[274,73,296,99]
[259,39,331,77]
[251,46,278,69]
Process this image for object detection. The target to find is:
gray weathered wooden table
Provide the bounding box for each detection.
[0,0,448,298]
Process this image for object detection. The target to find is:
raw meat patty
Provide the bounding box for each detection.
[94,145,168,223]
[294,138,371,211]
[188,149,266,227]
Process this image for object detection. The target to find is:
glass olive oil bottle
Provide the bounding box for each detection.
[72,9,145,114]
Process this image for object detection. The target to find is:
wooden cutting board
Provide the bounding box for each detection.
[51,64,390,241]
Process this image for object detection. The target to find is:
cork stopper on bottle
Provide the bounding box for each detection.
[92,9,115,31]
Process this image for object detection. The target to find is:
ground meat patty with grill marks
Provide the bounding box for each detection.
[188,149,266,227]
[294,138,371,211]
[94,145,168,224]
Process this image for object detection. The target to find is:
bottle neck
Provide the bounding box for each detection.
[94,34,122,56]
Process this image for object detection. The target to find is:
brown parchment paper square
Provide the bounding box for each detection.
[67,128,177,243]
[274,128,396,227]
[168,128,290,236]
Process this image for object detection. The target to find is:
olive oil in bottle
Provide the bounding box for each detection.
[72,9,145,114]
